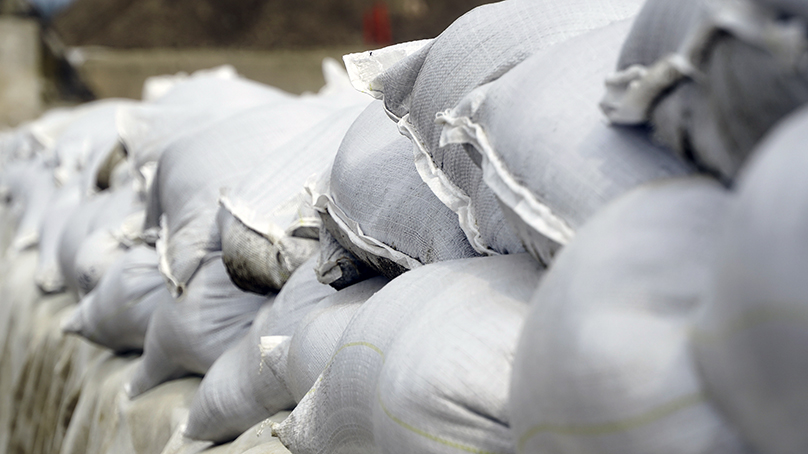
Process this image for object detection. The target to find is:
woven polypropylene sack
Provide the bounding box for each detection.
[604,0,808,181]
[185,254,338,442]
[314,100,480,278]
[285,275,389,402]
[691,106,808,454]
[439,20,691,264]
[314,222,377,290]
[510,178,750,454]
[346,0,644,256]
[126,252,271,398]
[145,99,337,296]
[218,102,369,294]
[62,244,165,353]
[274,254,542,454]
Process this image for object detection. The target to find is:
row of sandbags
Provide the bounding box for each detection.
[1,0,808,452]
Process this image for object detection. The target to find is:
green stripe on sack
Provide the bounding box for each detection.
[377,391,506,454]
[517,393,705,453]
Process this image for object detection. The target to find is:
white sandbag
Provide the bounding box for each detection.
[62,244,166,353]
[438,20,691,264]
[57,192,113,294]
[510,178,750,454]
[691,106,808,454]
[601,0,808,181]
[118,74,292,196]
[217,101,370,294]
[145,99,337,296]
[312,100,480,279]
[273,253,542,454]
[346,0,643,256]
[0,157,56,253]
[35,181,81,293]
[285,275,389,403]
[127,252,271,398]
[69,185,144,296]
[185,254,340,442]
[51,99,136,192]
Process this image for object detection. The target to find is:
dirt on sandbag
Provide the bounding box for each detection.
[50,0,495,49]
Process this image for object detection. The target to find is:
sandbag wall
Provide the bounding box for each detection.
[1,0,808,453]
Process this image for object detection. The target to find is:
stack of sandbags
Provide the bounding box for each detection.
[274,254,542,454]
[309,100,480,285]
[600,0,808,181]
[437,19,691,264]
[345,0,645,260]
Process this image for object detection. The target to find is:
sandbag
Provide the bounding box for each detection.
[145,99,337,296]
[35,181,81,293]
[127,252,271,398]
[510,178,749,454]
[0,158,56,253]
[274,254,542,454]
[285,275,389,402]
[217,102,370,295]
[117,73,292,197]
[346,0,643,256]
[185,254,341,442]
[601,0,808,181]
[438,20,690,263]
[691,105,808,454]
[62,244,166,353]
[312,100,480,279]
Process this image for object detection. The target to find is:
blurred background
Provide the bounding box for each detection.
[0,0,494,126]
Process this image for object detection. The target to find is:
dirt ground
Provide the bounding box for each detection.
[51,0,495,49]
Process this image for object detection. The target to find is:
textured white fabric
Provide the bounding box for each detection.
[286,275,389,403]
[63,244,166,353]
[692,106,808,454]
[145,98,337,296]
[351,0,644,256]
[35,182,81,293]
[604,0,808,181]
[185,255,338,442]
[117,75,291,198]
[217,101,369,294]
[274,254,542,454]
[439,20,691,264]
[313,101,479,279]
[510,178,749,454]
[127,253,272,398]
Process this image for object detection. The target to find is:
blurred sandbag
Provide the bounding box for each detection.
[161,412,291,454]
[185,255,345,442]
[144,99,339,296]
[63,244,166,353]
[438,20,690,263]
[692,106,808,454]
[345,0,643,256]
[312,100,480,282]
[126,253,270,398]
[601,0,808,181]
[511,178,750,454]
[286,275,389,403]
[0,157,56,253]
[217,102,369,295]
[35,181,81,293]
[51,99,136,192]
[274,254,541,454]
[67,185,144,296]
[117,71,292,197]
